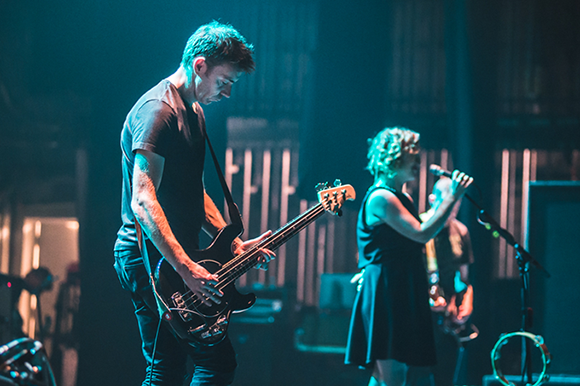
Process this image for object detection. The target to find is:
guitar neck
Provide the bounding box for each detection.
[217,202,327,285]
[263,203,325,251]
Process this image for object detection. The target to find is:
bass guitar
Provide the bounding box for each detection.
[153,182,356,345]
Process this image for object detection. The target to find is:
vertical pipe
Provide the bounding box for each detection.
[277,149,293,286]
[1,213,10,274]
[507,150,517,277]
[306,213,317,305]
[259,150,272,284]
[20,220,33,277]
[499,149,510,278]
[326,216,335,274]
[20,219,34,336]
[521,149,531,248]
[418,152,428,214]
[242,149,253,241]
[260,150,272,234]
[296,199,308,304]
[525,149,538,251]
[440,148,449,171]
[315,225,327,308]
[530,150,537,181]
[239,149,253,287]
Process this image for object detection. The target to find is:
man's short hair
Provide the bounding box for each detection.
[181,20,255,73]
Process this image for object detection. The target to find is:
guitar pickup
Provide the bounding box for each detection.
[201,330,216,340]
[216,315,228,326]
[200,324,225,340]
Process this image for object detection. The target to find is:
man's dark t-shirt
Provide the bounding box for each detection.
[114,80,206,262]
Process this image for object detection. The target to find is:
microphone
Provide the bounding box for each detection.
[429,164,453,178]
[429,164,480,207]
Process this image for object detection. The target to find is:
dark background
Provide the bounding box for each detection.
[1,0,579,385]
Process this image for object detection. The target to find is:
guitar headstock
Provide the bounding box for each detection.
[315,180,356,215]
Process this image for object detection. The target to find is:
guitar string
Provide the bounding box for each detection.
[179,203,327,311]
[219,201,324,271]
[219,188,348,272]
[203,202,323,287]
[181,204,325,311]
[216,202,326,283]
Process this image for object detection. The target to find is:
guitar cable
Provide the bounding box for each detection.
[147,315,164,386]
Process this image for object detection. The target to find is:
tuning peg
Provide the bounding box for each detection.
[333,179,342,187]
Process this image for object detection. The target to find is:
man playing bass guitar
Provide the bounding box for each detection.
[113,21,274,386]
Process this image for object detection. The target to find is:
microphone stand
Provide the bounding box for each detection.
[462,192,550,386]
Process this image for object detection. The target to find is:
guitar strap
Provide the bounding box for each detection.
[425,238,443,301]
[420,210,440,289]
[128,102,243,318]
[193,102,243,229]
[425,239,439,272]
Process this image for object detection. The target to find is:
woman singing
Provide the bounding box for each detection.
[345,127,472,386]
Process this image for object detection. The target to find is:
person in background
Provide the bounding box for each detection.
[51,261,81,386]
[0,267,54,341]
[421,177,475,386]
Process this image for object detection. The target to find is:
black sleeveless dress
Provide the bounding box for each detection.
[345,186,436,368]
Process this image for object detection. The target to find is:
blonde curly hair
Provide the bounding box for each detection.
[366,127,420,177]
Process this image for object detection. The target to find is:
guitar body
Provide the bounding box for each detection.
[154,223,255,346]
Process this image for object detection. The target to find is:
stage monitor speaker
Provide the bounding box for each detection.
[227,289,289,386]
[319,273,357,310]
[229,321,276,386]
[526,181,580,375]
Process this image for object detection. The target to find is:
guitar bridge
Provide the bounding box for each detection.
[171,291,194,322]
